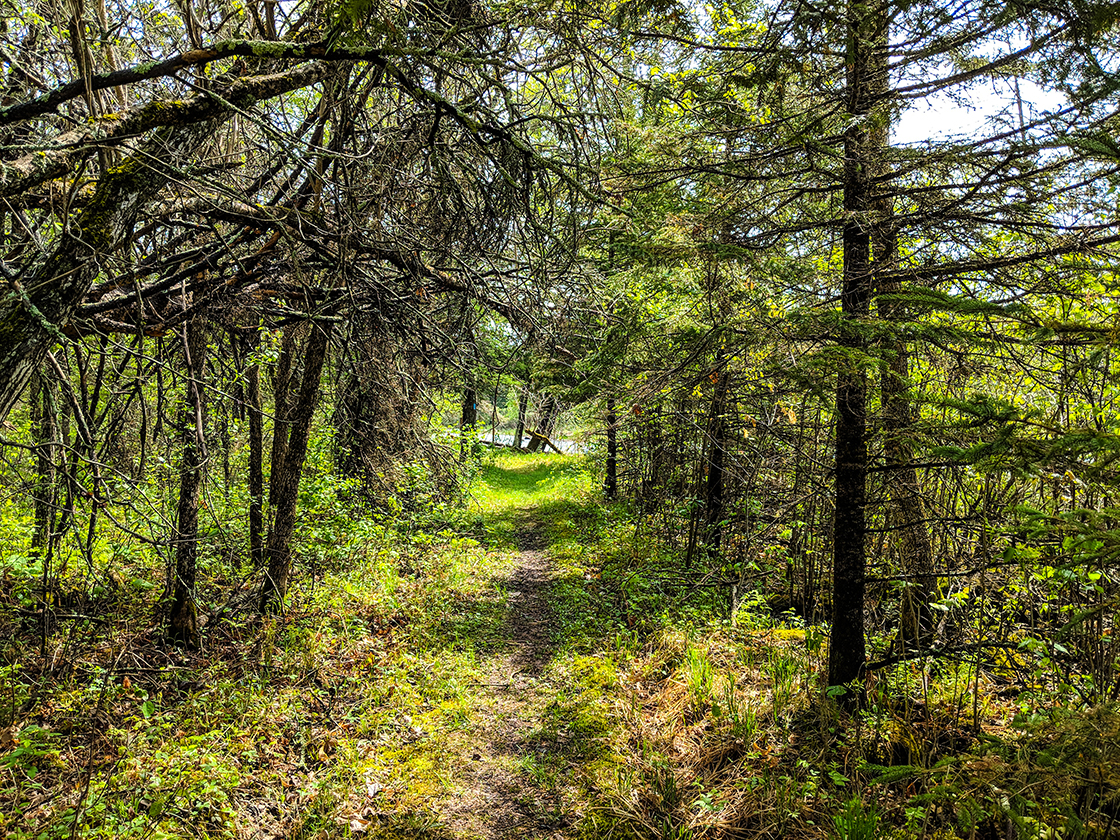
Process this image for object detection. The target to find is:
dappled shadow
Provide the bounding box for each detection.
[400,453,635,838]
[504,540,554,677]
[477,524,577,837]
[422,588,510,655]
[436,466,608,836]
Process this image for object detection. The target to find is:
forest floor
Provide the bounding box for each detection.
[369,454,623,840]
[2,451,1114,840]
[0,452,626,840]
[416,514,583,838]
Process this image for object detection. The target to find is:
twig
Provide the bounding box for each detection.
[864,641,1023,672]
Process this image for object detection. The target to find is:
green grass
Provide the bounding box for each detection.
[6,448,1102,840]
[469,451,598,544]
[0,450,624,839]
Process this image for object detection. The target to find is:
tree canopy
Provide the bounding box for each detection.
[4,0,1120,836]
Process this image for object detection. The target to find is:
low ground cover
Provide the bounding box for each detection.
[2,451,1117,839]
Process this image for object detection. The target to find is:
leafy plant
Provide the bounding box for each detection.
[0,725,58,780]
[833,796,879,840]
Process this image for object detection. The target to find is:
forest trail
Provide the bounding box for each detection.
[0,452,620,840]
[435,520,574,839]
[396,454,610,840]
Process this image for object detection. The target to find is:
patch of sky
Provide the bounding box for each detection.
[894,71,1066,145]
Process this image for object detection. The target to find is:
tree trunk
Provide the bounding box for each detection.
[333,333,372,481]
[246,336,265,569]
[868,9,937,651]
[704,371,728,560]
[874,204,937,649]
[29,372,58,554]
[828,0,878,692]
[605,396,618,500]
[460,384,477,460]
[513,385,528,449]
[880,325,937,649]
[268,323,306,510]
[528,394,560,452]
[528,394,555,454]
[259,322,332,613]
[490,381,499,445]
[539,394,560,440]
[169,312,208,649]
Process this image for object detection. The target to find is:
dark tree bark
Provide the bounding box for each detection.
[526,403,544,453]
[489,381,500,445]
[828,0,879,691]
[268,323,305,510]
[460,384,477,460]
[513,385,528,449]
[879,307,937,648]
[169,312,208,649]
[29,367,60,652]
[874,185,936,648]
[28,372,58,554]
[605,396,618,500]
[246,336,265,569]
[459,321,479,461]
[259,322,332,613]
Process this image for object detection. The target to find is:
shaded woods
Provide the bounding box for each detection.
[2,0,1120,838]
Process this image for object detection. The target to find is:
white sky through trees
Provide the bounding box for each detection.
[894,71,1066,144]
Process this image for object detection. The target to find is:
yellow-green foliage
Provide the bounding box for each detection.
[7,446,1113,840]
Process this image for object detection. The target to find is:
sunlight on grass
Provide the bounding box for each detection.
[10,447,1087,840]
[469,451,596,546]
[476,451,593,509]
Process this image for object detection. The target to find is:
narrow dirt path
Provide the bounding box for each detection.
[437,521,575,839]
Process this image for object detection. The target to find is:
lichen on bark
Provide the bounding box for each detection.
[0,61,335,423]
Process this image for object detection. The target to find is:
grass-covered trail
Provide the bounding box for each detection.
[274,449,625,839]
[9,449,1077,840]
[416,457,602,839]
[1,451,626,840]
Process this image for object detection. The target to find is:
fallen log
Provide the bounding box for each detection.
[527,429,563,454]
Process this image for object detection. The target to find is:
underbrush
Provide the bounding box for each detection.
[2,448,1118,839]
[0,450,517,839]
[520,462,1120,840]
[572,615,1120,840]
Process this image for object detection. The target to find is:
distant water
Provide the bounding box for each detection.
[482,432,586,455]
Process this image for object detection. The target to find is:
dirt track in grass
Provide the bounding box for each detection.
[434,520,577,840]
